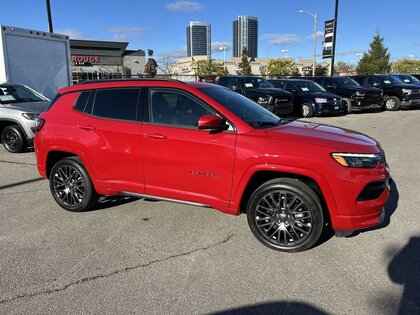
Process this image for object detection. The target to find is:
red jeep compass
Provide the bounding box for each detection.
[34,79,390,252]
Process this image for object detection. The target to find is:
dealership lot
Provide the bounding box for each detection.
[0,110,419,314]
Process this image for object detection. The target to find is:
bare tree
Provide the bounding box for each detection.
[158,56,177,78]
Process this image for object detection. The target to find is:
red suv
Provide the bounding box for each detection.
[35,79,390,252]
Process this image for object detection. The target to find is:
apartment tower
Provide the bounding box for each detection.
[186,21,211,57]
[233,16,258,58]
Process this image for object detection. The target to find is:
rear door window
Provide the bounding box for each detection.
[92,88,141,121]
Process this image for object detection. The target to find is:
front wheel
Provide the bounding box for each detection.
[384,96,400,111]
[1,125,26,153]
[49,157,99,212]
[301,103,314,118]
[343,98,352,114]
[247,178,324,252]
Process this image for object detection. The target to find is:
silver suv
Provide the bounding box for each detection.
[0,83,50,153]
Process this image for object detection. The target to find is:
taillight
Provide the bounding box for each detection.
[35,118,45,132]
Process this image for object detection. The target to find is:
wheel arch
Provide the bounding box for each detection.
[0,119,29,140]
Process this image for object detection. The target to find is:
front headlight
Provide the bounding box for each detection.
[355,91,365,97]
[331,152,383,168]
[315,98,328,103]
[402,88,412,95]
[257,96,270,105]
[22,113,39,120]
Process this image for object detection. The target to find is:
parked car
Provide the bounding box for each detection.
[0,83,50,153]
[35,79,390,252]
[391,74,420,86]
[410,74,420,80]
[215,75,293,115]
[305,76,384,113]
[352,74,420,110]
[268,79,344,117]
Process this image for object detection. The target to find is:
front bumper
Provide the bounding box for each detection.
[351,97,383,110]
[401,97,420,107]
[316,102,345,115]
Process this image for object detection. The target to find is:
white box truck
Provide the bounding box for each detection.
[0,25,72,99]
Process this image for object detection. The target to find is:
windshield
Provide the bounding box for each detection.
[377,76,403,84]
[334,77,360,87]
[294,80,326,92]
[0,84,49,104]
[199,86,283,129]
[243,77,273,89]
[395,74,419,84]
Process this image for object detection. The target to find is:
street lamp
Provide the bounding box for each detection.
[266,42,280,65]
[409,54,414,60]
[219,46,228,64]
[299,9,317,76]
[356,53,363,60]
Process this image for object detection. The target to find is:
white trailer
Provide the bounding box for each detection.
[0,25,72,99]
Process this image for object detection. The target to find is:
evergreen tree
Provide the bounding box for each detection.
[356,32,391,74]
[144,49,158,78]
[238,48,252,75]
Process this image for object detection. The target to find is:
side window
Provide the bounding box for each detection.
[273,81,286,89]
[367,77,380,86]
[73,91,92,112]
[92,88,140,121]
[149,89,214,127]
[284,82,297,92]
[228,77,242,90]
[324,78,335,87]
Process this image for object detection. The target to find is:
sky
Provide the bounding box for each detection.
[2,0,420,65]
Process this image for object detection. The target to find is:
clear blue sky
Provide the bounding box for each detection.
[2,0,419,65]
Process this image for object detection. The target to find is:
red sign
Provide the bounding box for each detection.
[72,55,101,63]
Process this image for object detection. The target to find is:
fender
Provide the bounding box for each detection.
[0,118,30,138]
[229,163,338,217]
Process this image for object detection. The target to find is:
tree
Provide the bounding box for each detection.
[238,47,252,75]
[264,59,298,77]
[158,56,177,78]
[193,59,228,76]
[334,61,354,74]
[314,64,329,76]
[356,32,391,74]
[392,59,420,74]
[144,49,158,78]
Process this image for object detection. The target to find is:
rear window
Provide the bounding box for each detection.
[46,94,62,111]
[92,88,140,121]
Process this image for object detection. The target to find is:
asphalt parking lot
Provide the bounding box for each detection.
[0,109,419,314]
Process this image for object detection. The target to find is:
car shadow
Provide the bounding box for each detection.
[88,195,139,211]
[210,301,327,315]
[388,236,420,313]
[348,178,399,237]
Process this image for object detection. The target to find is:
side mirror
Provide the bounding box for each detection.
[197,114,227,131]
[327,85,336,90]
[231,85,242,92]
[373,82,381,88]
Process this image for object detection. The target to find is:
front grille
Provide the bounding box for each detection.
[327,98,341,105]
[357,181,387,201]
[273,97,291,104]
[366,93,382,99]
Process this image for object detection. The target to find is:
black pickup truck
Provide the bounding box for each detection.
[307,76,383,113]
[215,76,293,115]
[352,74,420,110]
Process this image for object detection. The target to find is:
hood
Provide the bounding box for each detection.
[266,120,379,152]
[0,101,50,113]
[250,87,292,96]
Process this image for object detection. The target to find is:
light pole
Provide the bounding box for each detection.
[299,9,317,76]
[409,54,414,60]
[219,46,228,64]
[266,42,280,66]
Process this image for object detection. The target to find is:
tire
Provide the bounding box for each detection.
[247,178,324,252]
[49,157,99,212]
[1,125,26,153]
[343,97,352,114]
[384,96,400,111]
[301,103,314,118]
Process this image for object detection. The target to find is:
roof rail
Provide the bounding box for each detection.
[75,78,186,85]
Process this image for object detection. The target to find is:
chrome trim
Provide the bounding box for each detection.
[120,191,211,208]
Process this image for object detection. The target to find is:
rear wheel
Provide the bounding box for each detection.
[301,103,314,118]
[1,125,26,153]
[384,96,400,111]
[247,178,324,252]
[49,157,99,212]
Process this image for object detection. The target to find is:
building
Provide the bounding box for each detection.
[70,39,145,83]
[186,21,211,58]
[233,16,258,58]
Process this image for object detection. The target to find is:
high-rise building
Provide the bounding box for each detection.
[186,21,211,57]
[233,16,258,58]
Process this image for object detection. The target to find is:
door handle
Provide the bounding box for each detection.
[78,125,96,130]
[144,133,167,139]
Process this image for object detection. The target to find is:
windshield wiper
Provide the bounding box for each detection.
[248,119,285,128]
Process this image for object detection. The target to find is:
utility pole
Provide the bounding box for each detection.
[330,0,339,76]
[46,0,54,33]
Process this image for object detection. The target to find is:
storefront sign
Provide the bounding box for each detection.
[71,55,101,64]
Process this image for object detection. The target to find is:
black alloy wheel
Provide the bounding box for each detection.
[49,157,99,212]
[2,125,26,153]
[247,178,324,252]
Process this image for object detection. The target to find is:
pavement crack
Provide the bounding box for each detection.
[0,234,235,305]
[0,160,36,166]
